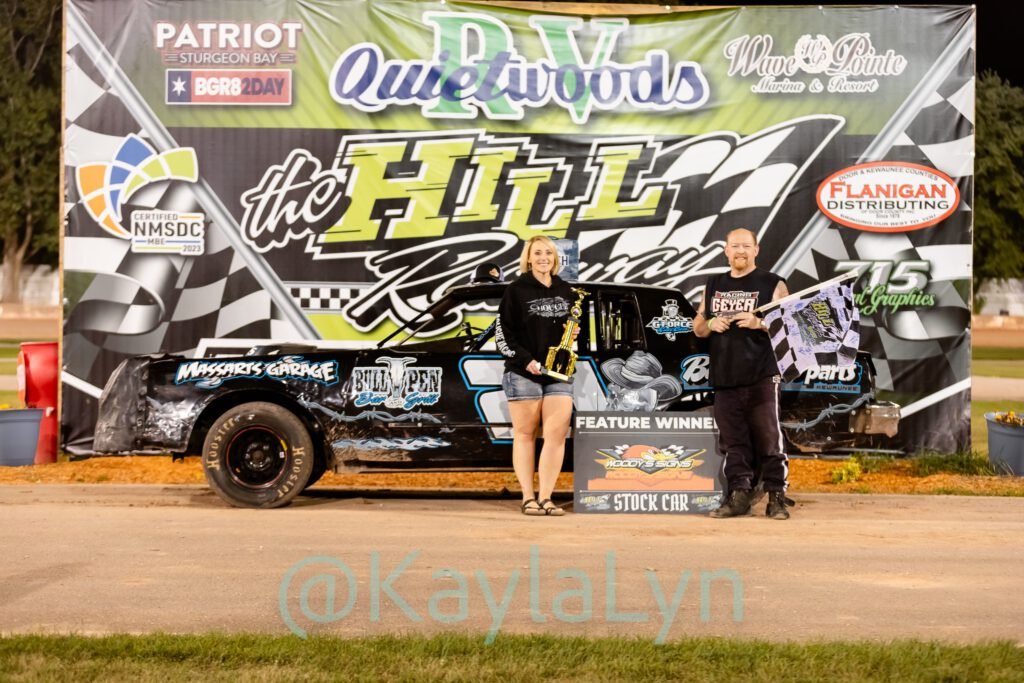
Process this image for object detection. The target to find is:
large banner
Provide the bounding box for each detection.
[62,1,975,453]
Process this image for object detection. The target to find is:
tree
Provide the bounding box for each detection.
[973,72,1024,306]
[0,0,61,304]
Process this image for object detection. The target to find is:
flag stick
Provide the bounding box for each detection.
[754,271,858,314]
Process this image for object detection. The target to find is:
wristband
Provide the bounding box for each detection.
[707,316,717,332]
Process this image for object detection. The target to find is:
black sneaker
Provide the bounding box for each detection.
[709,489,753,518]
[766,491,790,520]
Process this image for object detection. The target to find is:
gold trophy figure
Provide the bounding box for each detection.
[541,287,589,381]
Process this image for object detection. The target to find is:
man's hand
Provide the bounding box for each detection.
[733,311,765,330]
[706,315,731,334]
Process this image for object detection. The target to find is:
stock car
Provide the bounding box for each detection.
[93,277,899,508]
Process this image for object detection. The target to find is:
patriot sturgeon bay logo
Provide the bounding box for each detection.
[75,134,203,254]
[352,357,443,410]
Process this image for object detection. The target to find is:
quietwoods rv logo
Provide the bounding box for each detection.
[329,12,710,123]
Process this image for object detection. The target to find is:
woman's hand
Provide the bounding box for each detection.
[526,360,543,375]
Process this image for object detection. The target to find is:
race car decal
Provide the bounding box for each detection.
[352,357,442,410]
[174,355,339,388]
[646,299,694,340]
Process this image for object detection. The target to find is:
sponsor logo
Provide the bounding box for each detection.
[817,162,959,232]
[724,32,907,95]
[711,290,758,316]
[352,357,442,410]
[795,301,843,345]
[329,13,709,123]
[837,260,937,315]
[527,297,570,318]
[166,69,292,105]
[75,134,202,249]
[781,363,862,394]
[577,493,613,511]
[646,299,693,340]
[131,211,204,255]
[689,493,724,513]
[155,20,302,66]
[679,354,711,390]
[175,356,339,389]
[596,444,704,475]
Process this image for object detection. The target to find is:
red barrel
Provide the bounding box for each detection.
[17,341,59,464]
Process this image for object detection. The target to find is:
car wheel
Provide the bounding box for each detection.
[202,402,314,508]
[304,452,328,492]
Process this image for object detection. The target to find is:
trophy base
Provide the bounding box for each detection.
[540,366,571,382]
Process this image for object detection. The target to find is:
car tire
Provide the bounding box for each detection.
[304,452,328,492]
[202,402,314,508]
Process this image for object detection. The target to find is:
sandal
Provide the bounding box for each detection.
[521,498,545,516]
[538,499,565,516]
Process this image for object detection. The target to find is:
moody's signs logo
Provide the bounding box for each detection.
[329,13,710,123]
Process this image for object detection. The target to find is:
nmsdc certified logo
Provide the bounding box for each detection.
[75,134,205,255]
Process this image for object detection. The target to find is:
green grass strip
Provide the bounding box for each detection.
[0,634,1022,682]
[972,347,1024,361]
[973,360,1024,378]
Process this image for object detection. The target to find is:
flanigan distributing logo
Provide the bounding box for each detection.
[329,12,710,123]
[75,134,204,254]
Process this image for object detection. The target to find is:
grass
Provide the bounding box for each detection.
[973,360,1024,378]
[0,634,1022,682]
[972,346,1024,361]
[909,451,997,477]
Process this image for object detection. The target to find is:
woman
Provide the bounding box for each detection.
[495,236,575,516]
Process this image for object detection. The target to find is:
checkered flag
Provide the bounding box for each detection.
[764,276,860,383]
[579,115,845,297]
[62,18,305,451]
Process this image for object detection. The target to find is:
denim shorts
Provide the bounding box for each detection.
[502,371,574,401]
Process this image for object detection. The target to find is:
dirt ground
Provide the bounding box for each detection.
[2,455,1022,497]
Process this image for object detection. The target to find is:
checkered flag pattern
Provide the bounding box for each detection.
[582,116,844,296]
[290,284,363,312]
[63,36,302,450]
[765,282,860,383]
[777,49,974,451]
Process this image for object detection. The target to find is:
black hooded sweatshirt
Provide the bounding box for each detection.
[495,271,575,382]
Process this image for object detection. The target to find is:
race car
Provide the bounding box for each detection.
[93,277,898,508]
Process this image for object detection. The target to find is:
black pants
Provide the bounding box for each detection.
[713,376,788,492]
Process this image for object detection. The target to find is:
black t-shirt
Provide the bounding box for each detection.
[703,268,784,388]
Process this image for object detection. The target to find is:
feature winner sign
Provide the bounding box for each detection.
[574,411,725,515]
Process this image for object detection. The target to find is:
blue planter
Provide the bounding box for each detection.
[0,409,43,467]
[985,413,1024,476]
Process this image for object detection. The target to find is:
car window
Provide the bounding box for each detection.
[597,292,644,352]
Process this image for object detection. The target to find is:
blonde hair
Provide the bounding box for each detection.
[519,235,561,276]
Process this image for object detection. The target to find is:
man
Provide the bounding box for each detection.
[694,228,791,519]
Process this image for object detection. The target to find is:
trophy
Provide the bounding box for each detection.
[541,287,589,381]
